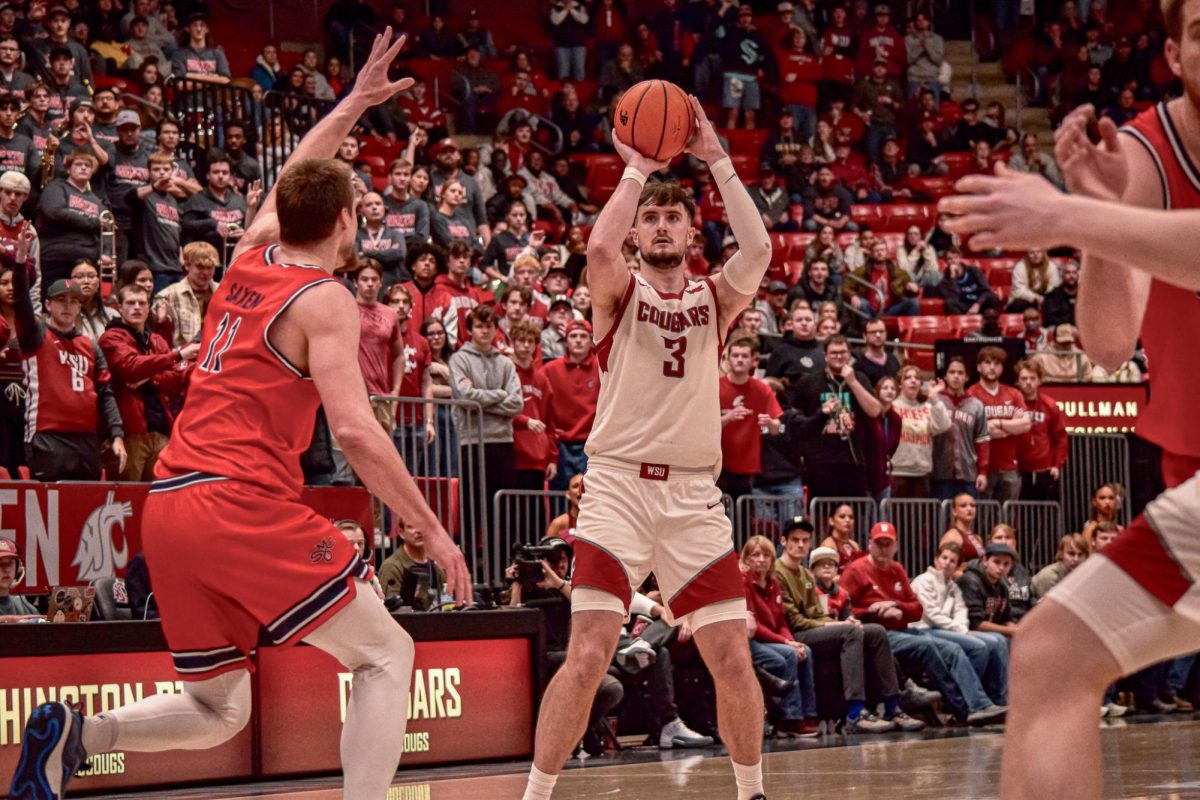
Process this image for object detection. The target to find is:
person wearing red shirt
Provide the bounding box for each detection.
[1014,359,1067,502]
[776,27,822,140]
[740,535,819,736]
[543,318,598,490]
[841,521,1007,726]
[967,346,1031,503]
[396,77,447,138]
[428,241,485,345]
[98,284,197,480]
[855,3,905,78]
[396,244,443,332]
[354,260,405,432]
[508,318,557,492]
[388,284,436,477]
[718,336,781,501]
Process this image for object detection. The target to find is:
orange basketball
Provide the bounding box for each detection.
[613,80,696,162]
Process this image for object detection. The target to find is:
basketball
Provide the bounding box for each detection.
[613,80,696,162]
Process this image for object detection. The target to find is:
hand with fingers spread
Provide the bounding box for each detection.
[938,162,1069,252]
[1054,104,1127,201]
[612,128,671,176]
[347,27,417,109]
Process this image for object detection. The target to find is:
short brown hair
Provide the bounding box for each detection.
[353,258,383,281]
[1164,0,1185,40]
[63,151,97,170]
[384,283,412,304]
[937,540,963,561]
[727,334,761,356]
[638,180,696,219]
[503,285,533,306]
[117,283,150,303]
[447,241,473,260]
[1015,358,1043,379]
[183,241,219,268]
[147,152,174,169]
[388,157,412,174]
[977,345,1007,366]
[824,334,850,353]
[466,304,497,329]
[275,158,355,247]
[509,318,542,343]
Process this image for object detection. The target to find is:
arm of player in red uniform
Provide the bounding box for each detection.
[233,28,416,262]
[299,282,473,605]
[685,97,773,329]
[1049,402,1069,474]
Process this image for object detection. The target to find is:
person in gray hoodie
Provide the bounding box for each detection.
[449,304,523,539]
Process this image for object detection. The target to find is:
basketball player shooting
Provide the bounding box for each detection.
[9,29,471,800]
[521,96,773,800]
[937,3,1200,797]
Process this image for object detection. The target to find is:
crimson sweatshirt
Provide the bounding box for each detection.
[840,556,923,631]
[543,352,599,443]
[513,361,557,472]
[742,569,795,645]
[1017,390,1069,473]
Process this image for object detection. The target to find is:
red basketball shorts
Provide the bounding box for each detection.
[569,456,745,626]
[141,472,368,680]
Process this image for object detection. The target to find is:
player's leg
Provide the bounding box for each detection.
[10,670,252,800]
[302,583,415,800]
[524,605,625,800]
[691,611,766,800]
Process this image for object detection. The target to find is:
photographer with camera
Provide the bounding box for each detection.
[379,517,447,609]
[507,537,623,756]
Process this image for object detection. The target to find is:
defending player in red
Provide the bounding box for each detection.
[935,3,1200,796]
[8,29,470,800]
[521,97,773,800]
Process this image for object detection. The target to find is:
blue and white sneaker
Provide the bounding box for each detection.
[8,702,89,800]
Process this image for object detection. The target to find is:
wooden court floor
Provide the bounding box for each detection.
[91,717,1200,800]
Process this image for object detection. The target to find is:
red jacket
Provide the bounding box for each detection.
[397,280,439,333]
[840,555,923,630]
[543,352,599,443]
[428,274,485,346]
[98,321,189,436]
[743,569,794,644]
[513,361,557,472]
[1017,390,1068,472]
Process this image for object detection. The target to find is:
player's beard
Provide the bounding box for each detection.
[641,241,686,270]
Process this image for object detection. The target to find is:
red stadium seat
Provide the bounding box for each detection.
[371,175,389,192]
[850,204,883,228]
[836,231,858,248]
[731,153,759,183]
[950,314,984,338]
[898,315,950,371]
[1001,313,1024,337]
[776,232,814,261]
[897,315,946,340]
[719,128,771,162]
[981,260,1015,289]
[941,151,974,179]
[879,232,905,254]
[783,260,805,285]
[906,176,959,201]
[918,297,945,315]
[940,100,963,125]
[881,203,934,233]
[357,155,387,177]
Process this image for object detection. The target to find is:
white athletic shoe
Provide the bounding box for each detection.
[658,718,714,749]
[616,640,656,674]
[1103,702,1128,718]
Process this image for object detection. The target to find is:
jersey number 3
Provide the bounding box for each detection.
[199,313,242,373]
[662,336,687,378]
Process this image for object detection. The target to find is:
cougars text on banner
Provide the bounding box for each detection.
[4,483,372,594]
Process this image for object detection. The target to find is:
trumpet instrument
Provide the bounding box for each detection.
[99,210,116,284]
[39,118,70,189]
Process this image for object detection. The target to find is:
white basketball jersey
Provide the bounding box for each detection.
[586,273,724,469]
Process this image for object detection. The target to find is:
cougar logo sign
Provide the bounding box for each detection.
[71,491,134,582]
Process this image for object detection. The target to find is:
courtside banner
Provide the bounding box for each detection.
[1046,383,1150,433]
[256,639,535,773]
[0,651,254,793]
[4,482,371,593]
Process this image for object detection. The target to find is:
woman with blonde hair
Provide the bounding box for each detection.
[740,535,819,736]
[1007,248,1061,314]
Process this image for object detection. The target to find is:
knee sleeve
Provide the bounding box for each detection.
[185,670,252,742]
[688,598,748,632]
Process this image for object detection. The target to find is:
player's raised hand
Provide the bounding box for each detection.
[939,162,1066,252]
[1054,104,1127,201]
[348,27,415,108]
[424,526,474,607]
[612,128,670,176]
[684,95,728,165]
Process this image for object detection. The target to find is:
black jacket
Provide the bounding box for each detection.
[763,334,825,384]
[957,563,1012,630]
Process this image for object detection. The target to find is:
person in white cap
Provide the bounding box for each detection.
[103,108,152,264]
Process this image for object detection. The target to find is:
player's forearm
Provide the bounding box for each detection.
[337,417,444,533]
[1062,197,1200,292]
[1077,252,1145,369]
[711,157,772,273]
[586,177,641,262]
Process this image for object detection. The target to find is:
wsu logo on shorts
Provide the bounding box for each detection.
[71,491,133,582]
[310,537,335,564]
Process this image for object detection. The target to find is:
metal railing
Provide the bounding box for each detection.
[880,498,943,576]
[368,396,492,582]
[733,494,802,550]
[1002,500,1064,570]
[808,497,879,547]
[1061,433,1131,533]
[492,489,573,582]
[840,272,887,323]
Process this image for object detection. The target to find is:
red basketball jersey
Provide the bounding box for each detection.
[1122,103,1200,459]
[155,244,337,498]
[23,330,102,440]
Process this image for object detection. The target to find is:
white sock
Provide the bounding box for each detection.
[522,765,558,800]
[80,713,118,754]
[732,760,763,800]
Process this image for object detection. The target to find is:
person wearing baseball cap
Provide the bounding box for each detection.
[542,311,598,489]
[0,536,37,617]
[774,515,928,732]
[37,5,93,85]
[841,520,1008,725]
[170,9,231,81]
[428,134,491,250]
[104,107,151,265]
